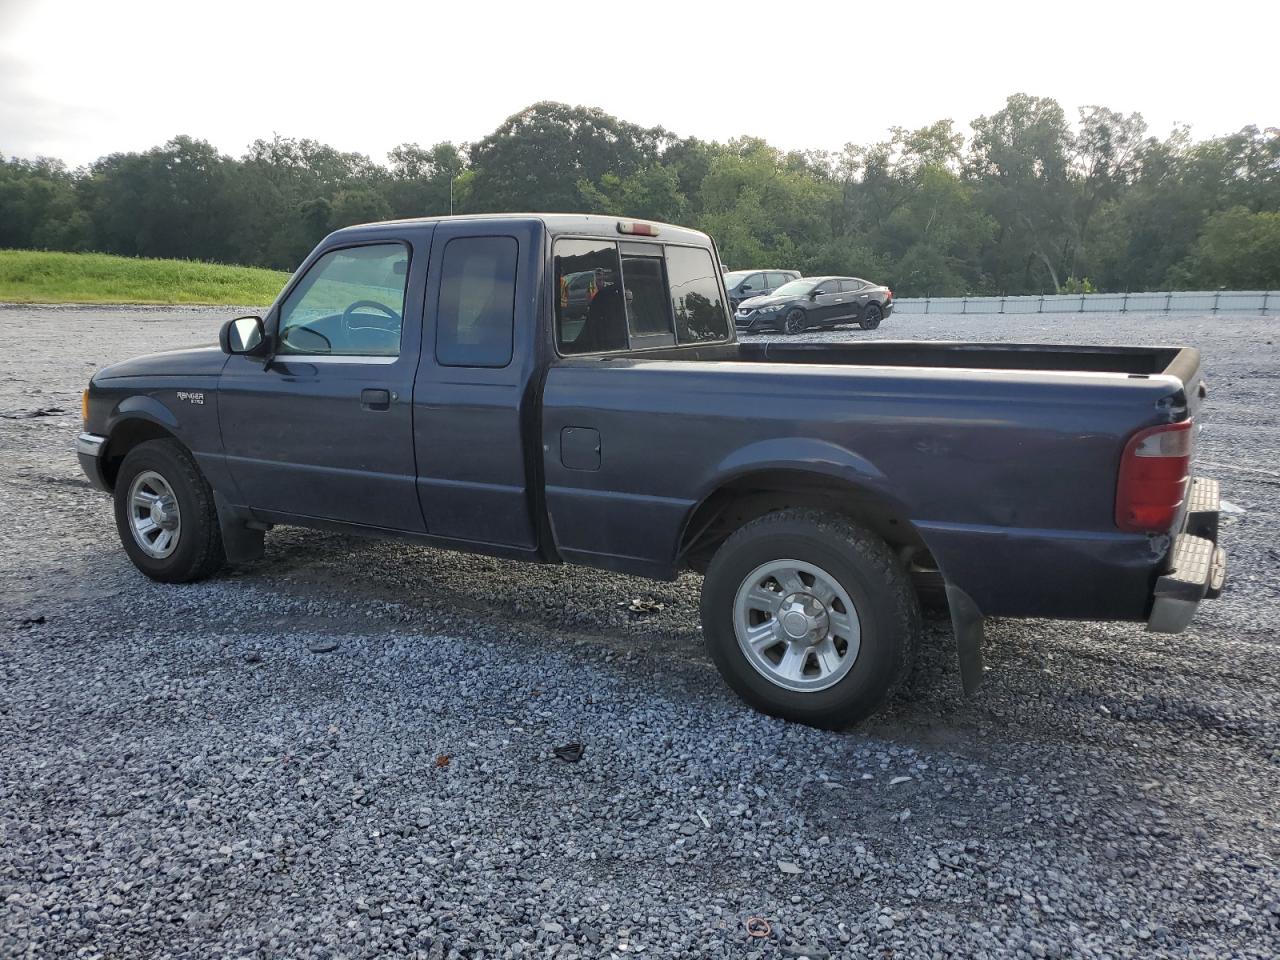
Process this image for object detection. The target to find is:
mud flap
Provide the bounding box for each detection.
[945,583,986,695]
[213,491,265,565]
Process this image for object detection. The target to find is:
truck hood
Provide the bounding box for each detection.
[94,344,228,381]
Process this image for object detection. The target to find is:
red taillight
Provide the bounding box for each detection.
[1115,420,1193,532]
[617,221,659,236]
[886,288,893,300]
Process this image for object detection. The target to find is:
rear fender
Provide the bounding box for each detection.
[708,437,887,493]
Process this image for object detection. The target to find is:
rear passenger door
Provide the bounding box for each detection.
[412,220,542,550]
[831,279,860,321]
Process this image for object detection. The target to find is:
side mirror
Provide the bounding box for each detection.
[220,315,267,356]
[810,289,825,299]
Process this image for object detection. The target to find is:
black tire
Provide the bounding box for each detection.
[699,509,919,729]
[113,439,226,583]
[783,308,806,335]
[858,302,883,330]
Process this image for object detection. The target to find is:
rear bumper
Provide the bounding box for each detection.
[1147,477,1226,633]
[77,432,110,491]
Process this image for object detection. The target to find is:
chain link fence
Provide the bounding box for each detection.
[892,290,1276,316]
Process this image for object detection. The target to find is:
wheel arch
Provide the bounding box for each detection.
[676,455,932,575]
[100,405,184,491]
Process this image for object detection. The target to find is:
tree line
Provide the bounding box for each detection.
[2,95,1277,296]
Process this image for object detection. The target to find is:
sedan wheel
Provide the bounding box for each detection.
[783,309,806,334]
[859,303,883,330]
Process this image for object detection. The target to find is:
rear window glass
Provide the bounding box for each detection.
[620,253,672,339]
[665,245,730,343]
[435,236,518,367]
[555,239,627,354]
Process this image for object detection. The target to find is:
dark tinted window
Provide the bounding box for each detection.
[435,236,518,367]
[555,239,627,354]
[666,245,730,344]
[278,243,408,357]
[621,253,672,339]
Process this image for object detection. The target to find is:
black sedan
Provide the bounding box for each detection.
[734,276,894,334]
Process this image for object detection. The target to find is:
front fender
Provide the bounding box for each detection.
[107,394,184,436]
[97,387,234,496]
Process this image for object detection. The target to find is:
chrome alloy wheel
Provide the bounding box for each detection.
[732,559,861,692]
[127,469,182,559]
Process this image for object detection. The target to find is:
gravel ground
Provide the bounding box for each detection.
[1,303,1277,959]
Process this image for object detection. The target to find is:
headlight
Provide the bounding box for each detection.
[759,304,783,314]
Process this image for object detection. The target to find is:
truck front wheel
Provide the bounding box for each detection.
[113,439,226,583]
[699,509,918,729]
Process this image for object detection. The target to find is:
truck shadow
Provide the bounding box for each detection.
[225,526,1267,767]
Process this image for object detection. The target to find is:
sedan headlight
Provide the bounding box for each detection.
[758,304,783,314]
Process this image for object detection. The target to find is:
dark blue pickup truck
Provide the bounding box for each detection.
[77,214,1226,728]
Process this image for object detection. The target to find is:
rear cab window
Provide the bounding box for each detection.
[554,238,730,354]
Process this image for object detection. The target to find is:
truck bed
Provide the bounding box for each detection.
[543,335,1206,621]
[644,339,1200,380]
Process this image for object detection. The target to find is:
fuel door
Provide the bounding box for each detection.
[560,426,601,471]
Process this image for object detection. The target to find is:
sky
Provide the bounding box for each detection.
[1,0,1275,169]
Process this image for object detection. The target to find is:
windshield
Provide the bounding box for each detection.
[771,279,819,298]
[723,270,752,286]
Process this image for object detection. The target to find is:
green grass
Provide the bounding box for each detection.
[0,250,291,305]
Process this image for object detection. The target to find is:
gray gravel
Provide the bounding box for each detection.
[2,303,1278,959]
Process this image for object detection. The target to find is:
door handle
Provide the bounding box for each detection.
[360,388,391,411]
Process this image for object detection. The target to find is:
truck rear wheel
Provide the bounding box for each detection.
[699,509,918,729]
[113,439,226,583]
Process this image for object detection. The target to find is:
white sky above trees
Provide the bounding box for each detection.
[1,0,1274,168]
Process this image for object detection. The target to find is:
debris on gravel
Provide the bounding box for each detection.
[1,304,1277,958]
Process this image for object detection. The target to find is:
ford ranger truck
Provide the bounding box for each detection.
[76,214,1227,729]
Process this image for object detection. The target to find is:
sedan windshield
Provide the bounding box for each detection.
[771,279,819,298]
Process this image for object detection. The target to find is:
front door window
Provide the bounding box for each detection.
[277,243,409,357]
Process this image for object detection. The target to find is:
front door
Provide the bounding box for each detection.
[218,233,431,531]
